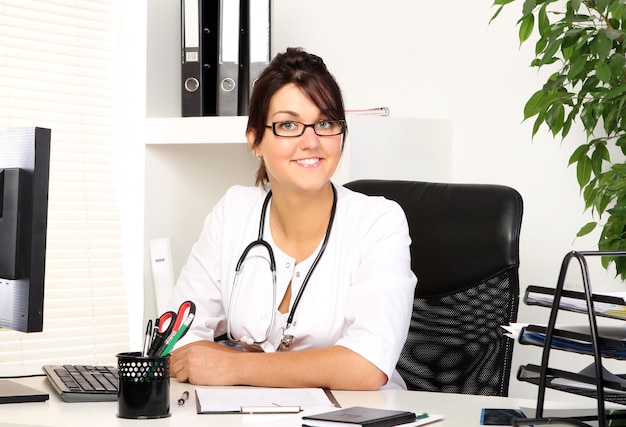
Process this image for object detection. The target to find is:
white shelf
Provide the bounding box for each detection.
[145,116,249,145]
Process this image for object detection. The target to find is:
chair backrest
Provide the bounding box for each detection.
[344,179,523,396]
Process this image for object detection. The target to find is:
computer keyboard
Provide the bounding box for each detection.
[42,364,118,402]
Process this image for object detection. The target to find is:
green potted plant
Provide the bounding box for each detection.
[491,0,626,277]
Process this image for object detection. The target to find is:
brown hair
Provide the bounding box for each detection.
[246,47,346,186]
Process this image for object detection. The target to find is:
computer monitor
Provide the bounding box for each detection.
[0,127,51,404]
[0,127,51,333]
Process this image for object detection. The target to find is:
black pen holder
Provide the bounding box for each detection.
[116,351,171,419]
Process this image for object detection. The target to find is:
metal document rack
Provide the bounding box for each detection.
[515,250,626,427]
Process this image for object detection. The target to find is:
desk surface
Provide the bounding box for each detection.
[0,376,605,427]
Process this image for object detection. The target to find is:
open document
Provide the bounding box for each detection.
[195,387,339,414]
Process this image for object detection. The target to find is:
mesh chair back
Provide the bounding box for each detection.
[344,179,523,396]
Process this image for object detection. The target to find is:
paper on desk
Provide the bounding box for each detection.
[0,424,52,427]
[527,290,626,318]
[500,323,529,339]
[195,387,337,413]
[551,362,626,393]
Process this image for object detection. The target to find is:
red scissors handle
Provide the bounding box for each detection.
[171,300,195,335]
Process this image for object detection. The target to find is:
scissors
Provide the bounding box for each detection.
[147,300,196,357]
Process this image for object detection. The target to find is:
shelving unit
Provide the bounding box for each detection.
[515,251,626,427]
[145,117,249,145]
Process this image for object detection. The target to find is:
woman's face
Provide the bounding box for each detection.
[250,83,343,195]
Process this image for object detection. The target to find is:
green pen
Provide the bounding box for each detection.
[416,412,429,419]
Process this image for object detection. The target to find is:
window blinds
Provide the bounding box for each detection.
[0,0,131,367]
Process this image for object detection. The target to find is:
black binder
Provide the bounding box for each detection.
[181,0,203,117]
[237,0,250,116]
[201,0,219,116]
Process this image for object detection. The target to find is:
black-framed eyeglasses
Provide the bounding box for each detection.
[265,120,346,137]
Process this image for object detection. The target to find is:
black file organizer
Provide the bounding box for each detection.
[515,250,626,427]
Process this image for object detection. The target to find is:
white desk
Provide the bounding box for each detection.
[0,376,606,427]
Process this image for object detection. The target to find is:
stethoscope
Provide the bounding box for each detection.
[226,184,337,350]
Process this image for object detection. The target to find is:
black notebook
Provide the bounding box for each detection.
[302,406,417,427]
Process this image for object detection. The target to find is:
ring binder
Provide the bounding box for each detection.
[216,0,239,116]
[181,0,203,117]
[243,0,270,115]
[201,0,219,116]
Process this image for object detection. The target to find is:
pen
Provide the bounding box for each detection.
[142,319,152,357]
[240,405,301,414]
[178,390,189,406]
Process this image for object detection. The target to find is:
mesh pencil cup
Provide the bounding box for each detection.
[116,351,171,419]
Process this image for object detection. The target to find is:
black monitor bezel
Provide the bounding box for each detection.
[0,127,51,333]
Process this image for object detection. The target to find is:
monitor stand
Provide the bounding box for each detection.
[0,379,49,404]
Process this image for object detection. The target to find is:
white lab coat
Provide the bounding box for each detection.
[169,184,416,389]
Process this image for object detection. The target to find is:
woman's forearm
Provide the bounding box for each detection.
[171,341,387,390]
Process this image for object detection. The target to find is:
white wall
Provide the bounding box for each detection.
[143,0,626,401]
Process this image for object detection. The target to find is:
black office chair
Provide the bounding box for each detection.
[344,179,523,396]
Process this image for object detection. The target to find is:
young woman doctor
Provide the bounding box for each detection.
[168,48,416,390]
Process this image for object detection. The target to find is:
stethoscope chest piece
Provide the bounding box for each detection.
[278,334,294,351]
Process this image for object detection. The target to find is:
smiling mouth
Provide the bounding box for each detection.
[296,158,321,166]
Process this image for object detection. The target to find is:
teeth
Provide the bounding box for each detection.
[297,158,319,165]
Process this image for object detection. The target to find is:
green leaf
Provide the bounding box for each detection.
[577,221,598,236]
[567,56,587,80]
[532,111,545,136]
[583,183,598,209]
[596,0,612,14]
[591,144,610,175]
[519,13,536,43]
[562,28,585,49]
[523,90,546,119]
[617,135,626,155]
[581,75,600,97]
[546,103,565,135]
[490,5,505,23]
[581,102,601,131]
[609,54,626,80]
[596,60,613,83]
[535,36,548,55]
[608,206,626,218]
[593,142,611,162]
[543,73,567,91]
[577,155,593,188]
[604,85,626,100]
[522,0,537,16]
[540,36,563,65]
[538,5,550,37]
[605,28,625,41]
[569,144,591,165]
[592,31,613,61]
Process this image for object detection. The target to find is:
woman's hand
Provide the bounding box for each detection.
[170,341,241,385]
